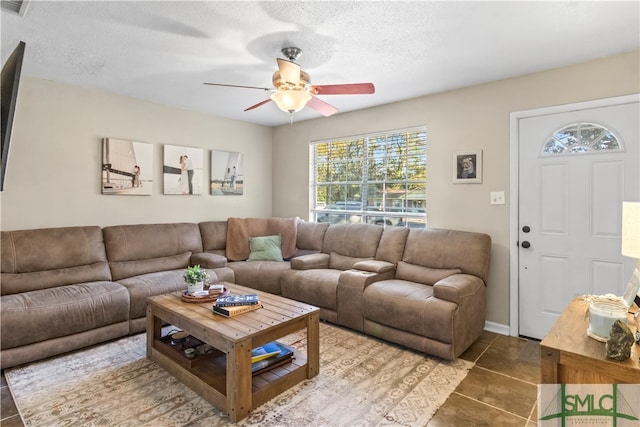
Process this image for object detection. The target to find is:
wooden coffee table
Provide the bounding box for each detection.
[540,297,639,384]
[146,282,320,422]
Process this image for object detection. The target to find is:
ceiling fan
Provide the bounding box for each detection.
[204,47,375,117]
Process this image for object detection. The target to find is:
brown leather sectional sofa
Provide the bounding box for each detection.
[1,218,491,368]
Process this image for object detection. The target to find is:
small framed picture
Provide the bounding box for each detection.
[453,150,482,184]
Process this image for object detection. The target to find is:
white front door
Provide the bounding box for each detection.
[516,98,639,340]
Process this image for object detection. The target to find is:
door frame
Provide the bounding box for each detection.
[508,93,640,337]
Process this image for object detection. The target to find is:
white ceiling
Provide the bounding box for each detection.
[2,1,639,127]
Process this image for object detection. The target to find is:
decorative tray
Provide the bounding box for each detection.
[181,287,229,303]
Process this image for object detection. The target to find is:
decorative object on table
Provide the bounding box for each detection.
[452,150,482,184]
[180,286,228,303]
[586,299,628,342]
[212,302,262,317]
[606,319,634,361]
[182,265,209,295]
[215,293,259,307]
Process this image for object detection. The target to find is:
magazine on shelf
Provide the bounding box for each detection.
[215,294,259,307]
[212,303,262,317]
[251,341,295,375]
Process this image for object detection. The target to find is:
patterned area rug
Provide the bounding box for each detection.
[6,322,473,426]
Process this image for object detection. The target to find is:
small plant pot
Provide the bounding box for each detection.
[187,281,204,295]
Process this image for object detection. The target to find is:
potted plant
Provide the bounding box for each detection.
[183,265,209,295]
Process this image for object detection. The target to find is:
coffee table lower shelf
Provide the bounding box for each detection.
[150,338,309,410]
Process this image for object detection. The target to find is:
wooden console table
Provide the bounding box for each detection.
[540,297,639,383]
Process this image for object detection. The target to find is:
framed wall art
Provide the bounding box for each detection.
[210,150,244,195]
[163,144,204,195]
[453,150,482,184]
[101,138,153,195]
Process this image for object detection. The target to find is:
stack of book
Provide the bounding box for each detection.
[212,293,262,317]
[250,341,295,375]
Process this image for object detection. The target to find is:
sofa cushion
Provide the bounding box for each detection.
[227,261,290,295]
[296,221,330,252]
[363,279,457,344]
[322,223,383,258]
[1,263,113,296]
[109,252,192,282]
[226,217,298,261]
[198,221,228,255]
[103,223,202,281]
[375,226,409,263]
[329,252,373,270]
[248,235,283,261]
[117,269,196,319]
[353,259,396,274]
[1,226,112,295]
[395,261,462,286]
[402,228,491,283]
[281,268,341,310]
[0,282,130,349]
[290,253,330,270]
[1,226,108,273]
[190,252,227,269]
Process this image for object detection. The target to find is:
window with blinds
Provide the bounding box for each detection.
[310,127,427,228]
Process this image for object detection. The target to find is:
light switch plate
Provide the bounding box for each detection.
[490,191,505,205]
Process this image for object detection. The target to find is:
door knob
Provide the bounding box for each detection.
[522,226,530,233]
[521,241,531,249]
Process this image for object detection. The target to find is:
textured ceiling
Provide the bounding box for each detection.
[2,1,639,127]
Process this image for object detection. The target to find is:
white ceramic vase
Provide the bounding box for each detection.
[187,281,204,295]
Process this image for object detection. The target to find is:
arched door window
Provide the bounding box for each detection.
[541,122,622,155]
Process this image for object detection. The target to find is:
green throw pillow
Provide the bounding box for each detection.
[248,235,284,261]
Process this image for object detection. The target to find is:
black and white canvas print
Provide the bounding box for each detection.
[210,150,243,195]
[163,145,204,195]
[101,138,153,195]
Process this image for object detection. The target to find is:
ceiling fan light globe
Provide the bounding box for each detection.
[270,90,311,113]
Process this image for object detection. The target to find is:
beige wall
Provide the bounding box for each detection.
[0,77,273,229]
[271,51,640,328]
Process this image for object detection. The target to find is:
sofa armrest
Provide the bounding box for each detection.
[190,252,227,269]
[337,269,395,331]
[433,274,485,305]
[353,259,395,274]
[290,253,330,270]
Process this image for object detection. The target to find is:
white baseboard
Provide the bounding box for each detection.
[484,321,510,336]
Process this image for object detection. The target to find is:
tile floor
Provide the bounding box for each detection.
[0,331,541,426]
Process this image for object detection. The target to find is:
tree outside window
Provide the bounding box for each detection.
[311,127,427,228]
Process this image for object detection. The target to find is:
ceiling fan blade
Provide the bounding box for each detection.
[276,58,300,85]
[306,95,338,117]
[244,98,272,112]
[311,83,375,95]
[204,82,271,91]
